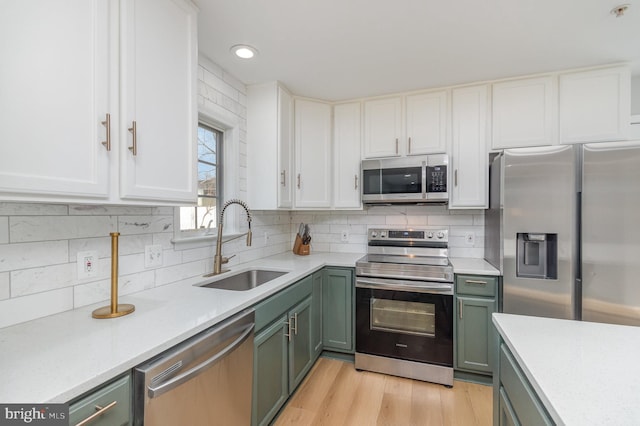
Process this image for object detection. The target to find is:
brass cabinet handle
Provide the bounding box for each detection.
[281,170,286,186]
[454,169,458,187]
[354,174,358,190]
[101,113,111,151]
[466,280,488,285]
[458,299,463,319]
[75,400,117,426]
[297,173,301,189]
[128,121,137,156]
[284,320,292,342]
[395,138,399,154]
[408,137,412,154]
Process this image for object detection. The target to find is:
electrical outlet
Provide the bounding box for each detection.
[341,230,349,242]
[465,232,475,246]
[77,250,98,279]
[145,244,163,268]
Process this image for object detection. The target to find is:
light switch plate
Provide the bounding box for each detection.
[145,244,163,268]
[77,250,98,279]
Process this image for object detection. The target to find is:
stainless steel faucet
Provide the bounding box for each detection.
[205,199,252,277]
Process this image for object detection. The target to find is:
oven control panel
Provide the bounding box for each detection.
[368,228,448,243]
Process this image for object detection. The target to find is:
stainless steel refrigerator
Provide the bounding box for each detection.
[485,142,640,326]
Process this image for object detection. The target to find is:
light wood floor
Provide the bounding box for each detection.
[274,357,493,426]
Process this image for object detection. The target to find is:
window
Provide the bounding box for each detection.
[179,123,223,233]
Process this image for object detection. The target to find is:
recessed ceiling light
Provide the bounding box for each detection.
[230,45,258,59]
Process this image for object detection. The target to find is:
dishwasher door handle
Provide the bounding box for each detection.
[147,322,254,399]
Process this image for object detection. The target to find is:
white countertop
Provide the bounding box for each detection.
[493,313,640,425]
[449,257,500,276]
[0,251,363,403]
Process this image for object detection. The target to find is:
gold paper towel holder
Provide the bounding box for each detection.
[92,232,135,319]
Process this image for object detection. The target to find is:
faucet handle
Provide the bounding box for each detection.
[221,254,236,264]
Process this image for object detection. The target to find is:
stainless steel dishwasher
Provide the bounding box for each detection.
[134,309,254,425]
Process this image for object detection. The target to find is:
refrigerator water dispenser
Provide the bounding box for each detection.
[516,233,557,279]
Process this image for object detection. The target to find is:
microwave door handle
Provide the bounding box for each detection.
[422,163,427,199]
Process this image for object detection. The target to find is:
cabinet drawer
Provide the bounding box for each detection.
[456,274,497,297]
[255,275,312,332]
[499,345,552,426]
[69,374,131,426]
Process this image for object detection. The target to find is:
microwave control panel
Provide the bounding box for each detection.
[427,165,447,193]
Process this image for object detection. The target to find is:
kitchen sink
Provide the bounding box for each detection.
[198,269,288,291]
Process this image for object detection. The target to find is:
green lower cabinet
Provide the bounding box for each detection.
[311,271,323,359]
[456,295,496,374]
[68,373,131,426]
[322,268,354,353]
[253,315,289,426]
[288,296,314,392]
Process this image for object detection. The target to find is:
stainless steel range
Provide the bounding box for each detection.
[355,228,454,386]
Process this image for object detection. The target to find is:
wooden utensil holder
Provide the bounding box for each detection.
[293,234,310,255]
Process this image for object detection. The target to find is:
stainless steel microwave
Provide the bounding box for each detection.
[361,154,448,204]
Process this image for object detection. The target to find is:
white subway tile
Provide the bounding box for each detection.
[10,216,117,243]
[386,215,411,226]
[69,205,152,216]
[152,233,174,249]
[152,207,175,216]
[0,241,68,273]
[118,253,146,276]
[183,246,213,263]
[427,215,474,226]
[0,202,67,216]
[73,271,156,308]
[11,263,75,297]
[118,216,173,235]
[156,260,207,286]
[222,71,247,95]
[0,217,8,244]
[0,288,73,329]
[347,215,386,225]
[0,272,9,300]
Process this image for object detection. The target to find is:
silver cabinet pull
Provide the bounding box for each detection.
[466,279,488,285]
[395,138,399,154]
[101,113,111,151]
[354,174,358,190]
[128,121,137,156]
[454,169,458,187]
[284,319,292,342]
[292,312,298,335]
[281,170,286,186]
[75,400,117,426]
[297,173,301,189]
[458,299,463,319]
[408,137,412,154]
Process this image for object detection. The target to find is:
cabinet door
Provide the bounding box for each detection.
[322,268,354,352]
[450,85,489,209]
[333,102,362,208]
[363,97,402,158]
[294,99,332,208]
[406,91,448,154]
[0,0,110,200]
[69,374,131,426]
[288,297,313,392]
[278,86,294,208]
[253,316,288,426]
[492,76,557,149]
[119,0,197,203]
[456,295,496,374]
[311,271,323,359]
[560,66,631,143]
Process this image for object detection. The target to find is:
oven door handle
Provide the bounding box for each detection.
[356,278,453,295]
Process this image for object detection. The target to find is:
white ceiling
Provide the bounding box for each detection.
[196,0,640,101]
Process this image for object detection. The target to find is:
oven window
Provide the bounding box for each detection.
[370,298,435,336]
[381,167,422,194]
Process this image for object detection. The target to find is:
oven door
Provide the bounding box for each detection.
[355,278,453,367]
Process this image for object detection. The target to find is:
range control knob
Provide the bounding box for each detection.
[437,231,445,239]
[380,231,387,238]
[427,232,434,239]
[371,231,378,238]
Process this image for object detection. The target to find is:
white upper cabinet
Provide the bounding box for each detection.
[560,66,631,144]
[405,91,448,154]
[363,97,403,158]
[333,102,362,209]
[0,0,197,205]
[492,76,558,149]
[247,82,293,209]
[119,0,198,203]
[294,99,332,208]
[0,0,111,200]
[450,85,489,209]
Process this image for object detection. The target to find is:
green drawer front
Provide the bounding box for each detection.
[499,345,553,426]
[69,374,131,426]
[456,274,497,297]
[255,275,312,332]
